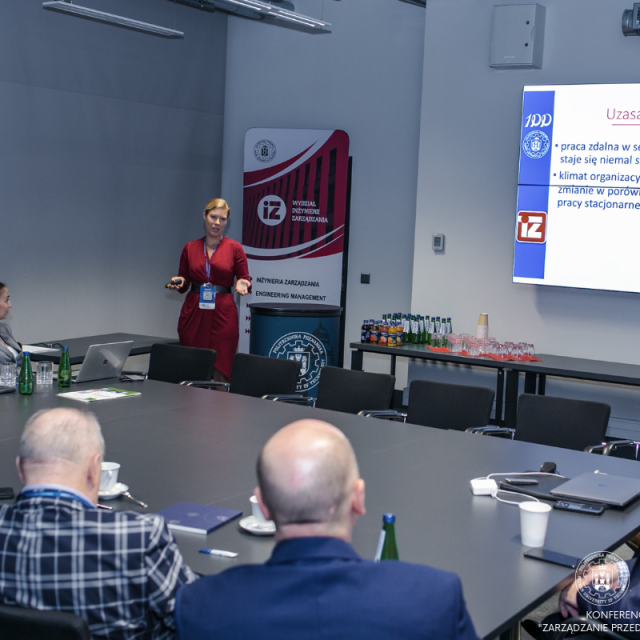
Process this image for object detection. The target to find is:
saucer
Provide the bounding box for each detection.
[99,482,129,500]
[239,515,276,536]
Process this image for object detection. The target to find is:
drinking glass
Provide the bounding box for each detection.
[36,361,53,384]
[0,363,16,386]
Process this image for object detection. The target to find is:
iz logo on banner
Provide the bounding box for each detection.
[257,195,286,227]
[517,211,547,243]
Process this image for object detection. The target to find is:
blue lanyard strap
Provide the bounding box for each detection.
[21,490,96,510]
[203,239,219,283]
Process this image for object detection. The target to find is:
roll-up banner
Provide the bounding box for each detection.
[239,128,350,355]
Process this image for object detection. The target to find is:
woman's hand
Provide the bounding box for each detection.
[235,279,251,296]
[168,277,185,291]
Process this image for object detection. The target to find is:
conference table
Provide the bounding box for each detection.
[2,381,640,639]
[351,341,640,430]
[27,332,179,365]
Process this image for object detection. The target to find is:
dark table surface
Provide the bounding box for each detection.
[3,380,640,639]
[27,333,179,365]
[349,342,640,386]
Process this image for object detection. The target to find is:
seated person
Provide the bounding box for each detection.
[0,282,22,366]
[0,408,197,639]
[526,558,636,639]
[175,418,480,640]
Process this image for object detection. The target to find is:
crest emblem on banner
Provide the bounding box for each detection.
[254,139,276,163]
[269,332,327,392]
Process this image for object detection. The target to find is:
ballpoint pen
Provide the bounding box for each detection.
[199,548,238,558]
[97,504,113,510]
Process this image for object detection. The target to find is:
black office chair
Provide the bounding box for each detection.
[361,379,494,431]
[467,394,611,452]
[268,367,395,414]
[144,343,216,385]
[186,353,301,398]
[0,603,90,640]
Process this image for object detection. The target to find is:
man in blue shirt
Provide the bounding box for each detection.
[175,418,480,640]
[0,408,197,639]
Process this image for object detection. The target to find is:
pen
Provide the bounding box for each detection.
[199,548,238,558]
[97,504,113,510]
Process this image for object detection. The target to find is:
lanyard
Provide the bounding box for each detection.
[204,239,219,284]
[21,490,96,510]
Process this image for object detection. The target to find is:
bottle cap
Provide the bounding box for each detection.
[23,352,30,357]
[383,513,396,524]
[62,346,69,351]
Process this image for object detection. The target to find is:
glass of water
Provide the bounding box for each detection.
[36,361,54,385]
[0,363,17,386]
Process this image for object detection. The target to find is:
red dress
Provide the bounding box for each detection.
[177,237,251,380]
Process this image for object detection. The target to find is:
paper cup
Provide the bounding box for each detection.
[520,501,552,548]
[100,462,121,492]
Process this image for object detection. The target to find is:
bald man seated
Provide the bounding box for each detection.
[0,408,197,640]
[175,419,480,640]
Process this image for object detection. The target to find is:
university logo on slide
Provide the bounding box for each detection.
[522,130,550,159]
[257,195,286,227]
[517,211,547,243]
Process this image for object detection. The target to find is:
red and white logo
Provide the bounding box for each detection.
[517,211,547,243]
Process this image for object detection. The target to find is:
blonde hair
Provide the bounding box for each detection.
[204,198,230,217]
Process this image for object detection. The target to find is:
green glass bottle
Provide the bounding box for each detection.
[425,315,431,345]
[381,513,399,561]
[19,352,33,395]
[58,346,72,388]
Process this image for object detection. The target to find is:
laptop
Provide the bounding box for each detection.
[550,471,640,507]
[72,341,134,384]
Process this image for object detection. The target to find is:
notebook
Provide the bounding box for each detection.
[72,341,133,384]
[156,502,243,534]
[550,471,640,507]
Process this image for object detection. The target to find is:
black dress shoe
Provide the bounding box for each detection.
[522,619,543,640]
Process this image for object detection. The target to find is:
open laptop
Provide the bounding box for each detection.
[550,471,640,507]
[71,341,134,384]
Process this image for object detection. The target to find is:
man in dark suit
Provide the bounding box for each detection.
[175,418,480,640]
[0,408,197,639]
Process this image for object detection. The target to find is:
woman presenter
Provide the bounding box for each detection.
[169,199,251,383]
[0,283,23,366]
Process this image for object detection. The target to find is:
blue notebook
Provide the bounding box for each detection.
[157,502,242,535]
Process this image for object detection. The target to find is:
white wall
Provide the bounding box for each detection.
[1,1,227,343]
[411,0,640,436]
[221,0,426,383]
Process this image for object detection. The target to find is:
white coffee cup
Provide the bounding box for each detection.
[520,501,552,548]
[100,462,121,492]
[250,495,269,524]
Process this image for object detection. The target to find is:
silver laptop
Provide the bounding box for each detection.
[550,471,640,507]
[72,341,134,384]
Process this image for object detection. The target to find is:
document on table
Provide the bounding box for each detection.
[21,345,60,355]
[58,388,141,403]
